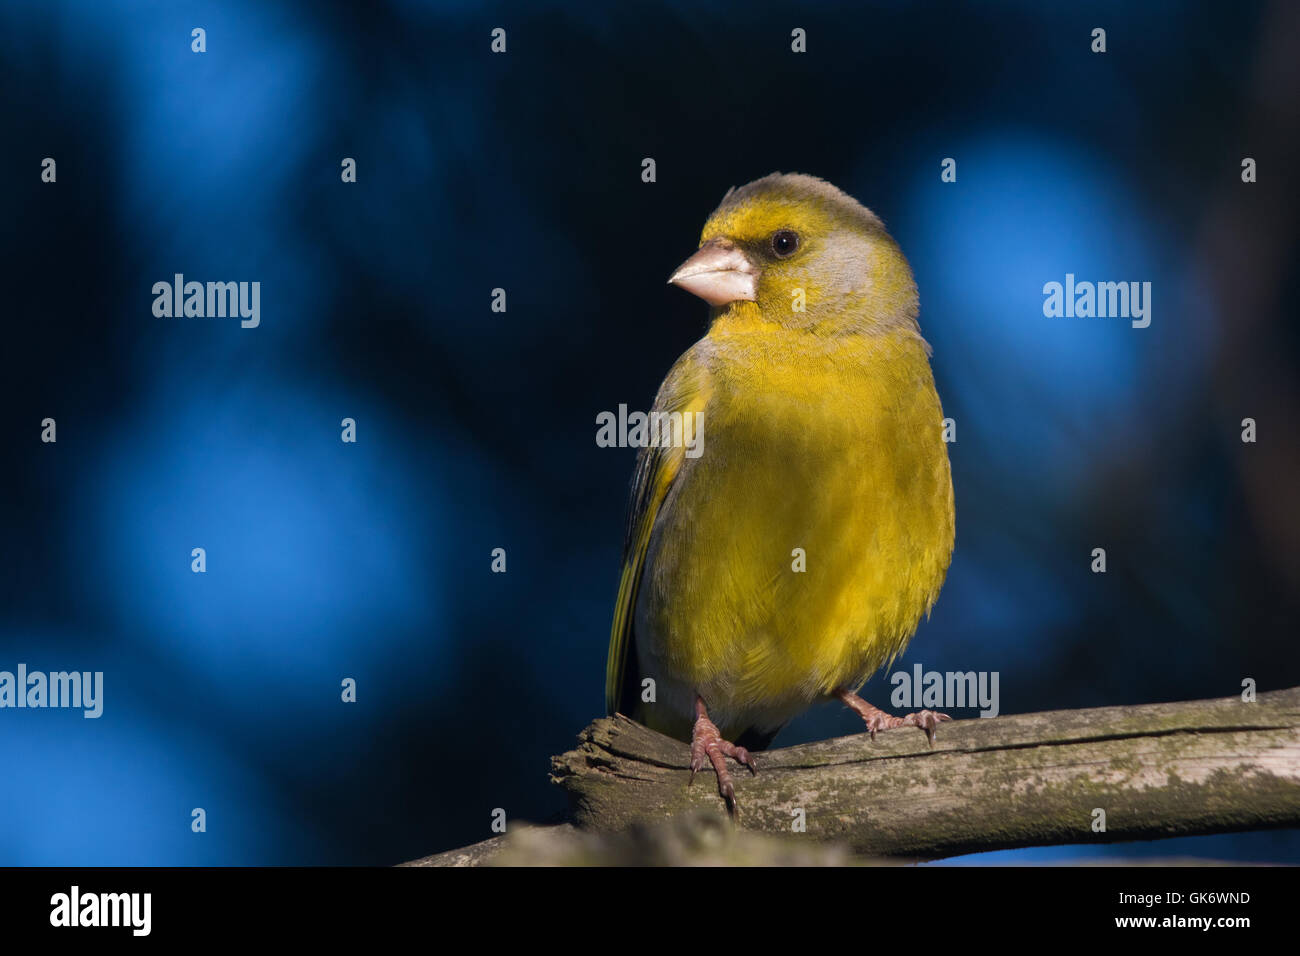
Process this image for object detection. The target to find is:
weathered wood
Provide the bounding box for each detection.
[402,833,512,867]
[403,818,865,867]
[548,687,1300,859]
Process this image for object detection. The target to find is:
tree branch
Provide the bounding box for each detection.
[547,687,1300,859]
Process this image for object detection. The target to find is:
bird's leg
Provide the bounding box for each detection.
[835,688,951,747]
[689,695,757,818]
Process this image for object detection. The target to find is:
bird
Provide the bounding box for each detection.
[605,173,956,815]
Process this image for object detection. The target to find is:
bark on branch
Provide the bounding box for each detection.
[546,687,1300,859]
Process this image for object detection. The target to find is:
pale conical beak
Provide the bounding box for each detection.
[667,238,758,306]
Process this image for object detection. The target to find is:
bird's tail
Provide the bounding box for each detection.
[735,724,784,753]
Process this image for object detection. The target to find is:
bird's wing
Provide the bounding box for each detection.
[605,351,711,716]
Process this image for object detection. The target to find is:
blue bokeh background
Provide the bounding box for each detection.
[2,0,1297,864]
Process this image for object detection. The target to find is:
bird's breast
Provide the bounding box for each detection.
[634,329,955,737]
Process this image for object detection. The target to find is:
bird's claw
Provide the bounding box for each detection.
[690,702,757,819]
[862,708,951,747]
[837,689,952,748]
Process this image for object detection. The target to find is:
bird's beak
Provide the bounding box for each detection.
[667,238,758,306]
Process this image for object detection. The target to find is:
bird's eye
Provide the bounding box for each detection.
[771,229,800,258]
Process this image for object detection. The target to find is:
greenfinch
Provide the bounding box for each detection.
[605,173,955,812]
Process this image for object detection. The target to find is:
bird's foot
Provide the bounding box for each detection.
[835,688,951,747]
[689,696,757,819]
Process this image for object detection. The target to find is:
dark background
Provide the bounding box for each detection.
[1,0,1297,864]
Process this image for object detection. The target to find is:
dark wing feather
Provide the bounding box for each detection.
[604,355,709,716]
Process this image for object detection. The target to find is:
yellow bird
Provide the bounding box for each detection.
[605,173,955,812]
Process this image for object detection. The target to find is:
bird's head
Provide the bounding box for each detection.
[668,172,919,335]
